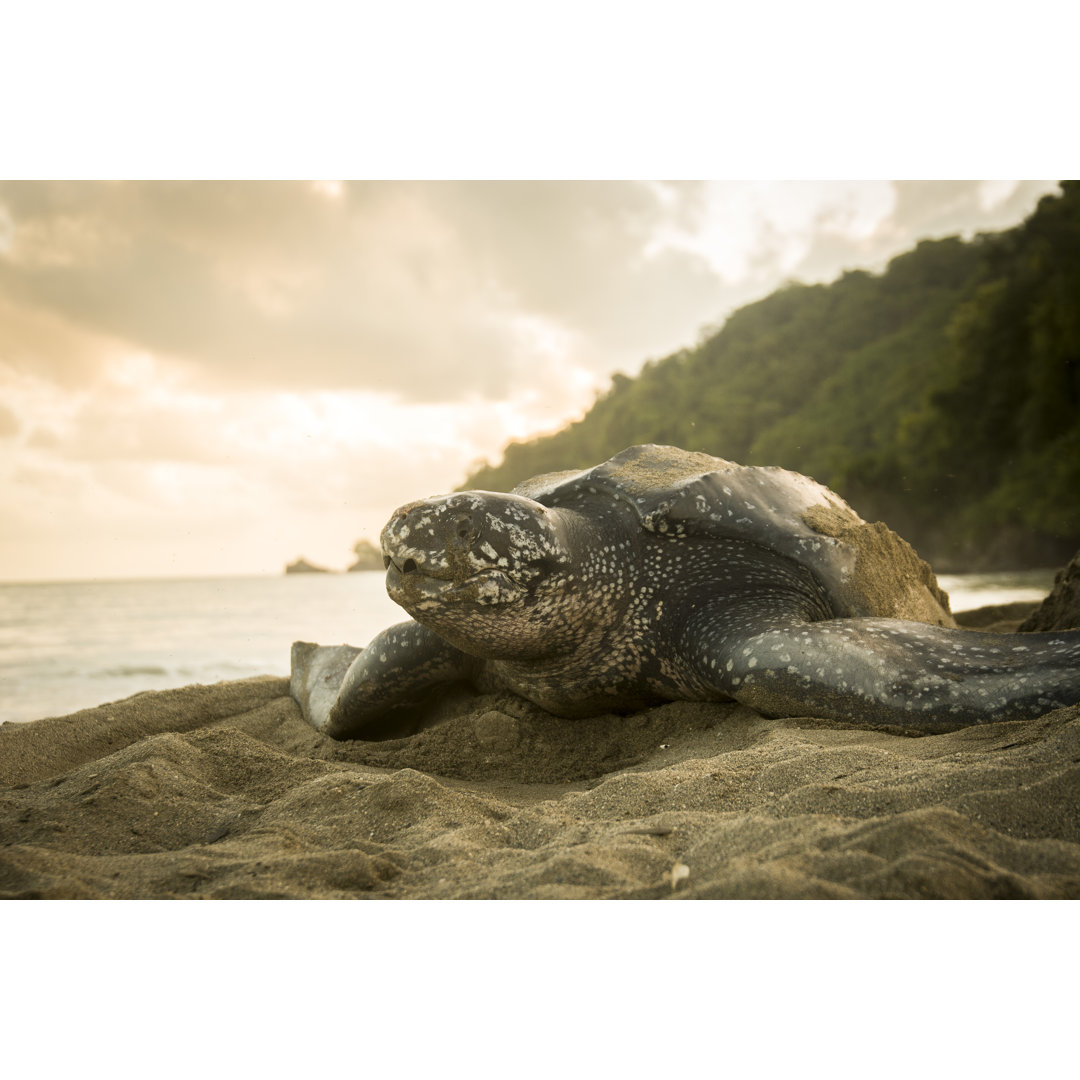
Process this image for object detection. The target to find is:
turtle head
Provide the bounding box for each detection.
[381,490,584,658]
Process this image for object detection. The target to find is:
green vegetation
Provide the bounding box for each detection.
[463,182,1080,570]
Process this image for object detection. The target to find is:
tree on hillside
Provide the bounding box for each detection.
[461,183,1080,568]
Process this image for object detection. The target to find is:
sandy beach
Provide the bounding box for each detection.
[3,597,1079,900]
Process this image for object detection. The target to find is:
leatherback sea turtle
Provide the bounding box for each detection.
[291,444,1080,738]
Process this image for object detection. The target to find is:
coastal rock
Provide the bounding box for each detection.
[347,540,384,572]
[285,558,331,575]
[1019,548,1080,632]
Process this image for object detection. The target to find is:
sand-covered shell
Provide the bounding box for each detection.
[515,444,953,626]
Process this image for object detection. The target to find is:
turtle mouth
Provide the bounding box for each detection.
[385,558,525,608]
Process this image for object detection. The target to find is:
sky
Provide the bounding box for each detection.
[0,179,1063,581]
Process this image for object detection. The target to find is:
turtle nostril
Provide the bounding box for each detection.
[402,558,418,573]
[383,555,392,570]
[455,513,475,541]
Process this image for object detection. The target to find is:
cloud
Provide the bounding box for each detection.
[0,401,17,437]
[0,343,586,578]
[0,181,727,405]
[787,180,1059,285]
[417,181,722,360]
[2,179,1060,403]
[0,180,1063,581]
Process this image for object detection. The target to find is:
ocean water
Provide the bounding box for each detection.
[0,573,403,725]
[0,569,1056,726]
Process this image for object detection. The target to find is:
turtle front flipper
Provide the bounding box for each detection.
[290,620,476,739]
[693,611,1080,730]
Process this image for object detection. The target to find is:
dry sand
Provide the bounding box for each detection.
[4,606,1080,899]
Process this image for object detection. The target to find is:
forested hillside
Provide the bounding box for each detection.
[463,182,1080,570]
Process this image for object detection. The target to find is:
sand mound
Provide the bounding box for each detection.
[3,676,1079,899]
[1020,548,1080,632]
